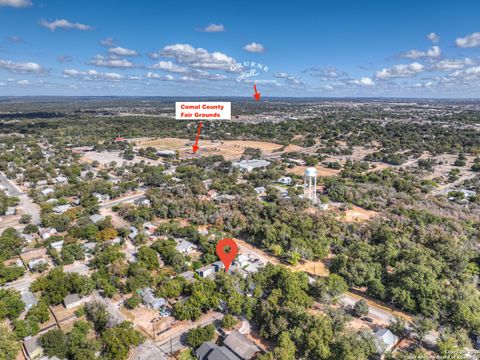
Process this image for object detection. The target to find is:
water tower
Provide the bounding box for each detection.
[304,167,318,204]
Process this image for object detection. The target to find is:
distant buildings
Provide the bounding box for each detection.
[39,227,57,240]
[53,204,72,214]
[276,176,292,186]
[232,159,271,172]
[89,214,105,223]
[175,239,197,254]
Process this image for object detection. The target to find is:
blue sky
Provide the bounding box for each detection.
[1,0,480,97]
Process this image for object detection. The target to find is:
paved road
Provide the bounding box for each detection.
[339,294,395,324]
[99,192,146,209]
[0,172,23,196]
[0,172,41,226]
[154,312,223,357]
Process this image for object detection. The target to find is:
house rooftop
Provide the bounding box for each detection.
[63,293,81,307]
[224,330,261,360]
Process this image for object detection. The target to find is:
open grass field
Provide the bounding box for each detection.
[135,137,303,160]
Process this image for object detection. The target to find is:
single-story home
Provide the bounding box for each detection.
[63,293,89,310]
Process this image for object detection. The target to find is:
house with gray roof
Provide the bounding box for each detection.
[21,291,38,310]
[232,159,271,172]
[138,288,166,310]
[24,335,43,359]
[374,328,398,356]
[223,331,261,360]
[195,341,240,360]
[89,214,105,223]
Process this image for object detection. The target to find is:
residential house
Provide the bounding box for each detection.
[232,159,271,172]
[234,254,251,268]
[196,342,240,360]
[63,293,89,309]
[175,240,197,254]
[39,228,57,241]
[28,258,47,271]
[196,331,260,360]
[21,291,38,311]
[37,180,48,187]
[53,204,72,214]
[143,222,156,236]
[179,270,196,282]
[20,233,35,244]
[54,176,68,184]
[5,207,16,216]
[138,288,166,310]
[196,264,215,278]
[89,214,105,223]
[223,331,261,360]
[41,188,54,196]
[128,226,138,240]
[213,261,225,272]
[277,176,293,186]
[50,240,64,252]
[93,192,110,203]
[254,186,266,195]
[24,335,43,359]
[374,328,399,357]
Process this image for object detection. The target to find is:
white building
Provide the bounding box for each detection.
[232,159,271,172]
[277,176,293,186]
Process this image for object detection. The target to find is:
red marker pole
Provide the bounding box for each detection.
[216,238,238,272]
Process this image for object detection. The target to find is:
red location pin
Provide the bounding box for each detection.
[216,238,238,272]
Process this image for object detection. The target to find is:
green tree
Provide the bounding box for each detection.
[40,329,68,359]
[101,321,144,360]
[186,324,215,348]
[0,289,24,320]
[221,314,238,330]
[0,324,21,360]
[353,299,369,317]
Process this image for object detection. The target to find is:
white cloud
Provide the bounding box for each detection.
[200,23,225,32]
[427,32,440,43]
[432,58,474,70]
[401,46,441,59]
[376,62,424,79]
[63,69,123,81]
[40,19,91,32]
[145,72,174,81]
[0,0,31,8]
[273,72,304,86]
[17,79,30,85]
[456,32,480,48]
[150,61,188,73]
[100,37,115,47]
[108,46,138,57]
[155,43,236,71]
[0,59,44,73]
[304,67,349,79]
[88,55,136,68]
[242,42,265,53]
[0,82,6,86]
[353,77,375,86]
[179,76,197,82]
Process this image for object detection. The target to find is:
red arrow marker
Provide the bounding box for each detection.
[253,84,261,101]
[192,121,203,153]
[216,238,238,272]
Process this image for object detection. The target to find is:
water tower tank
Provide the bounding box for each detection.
[305,167,318,177]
